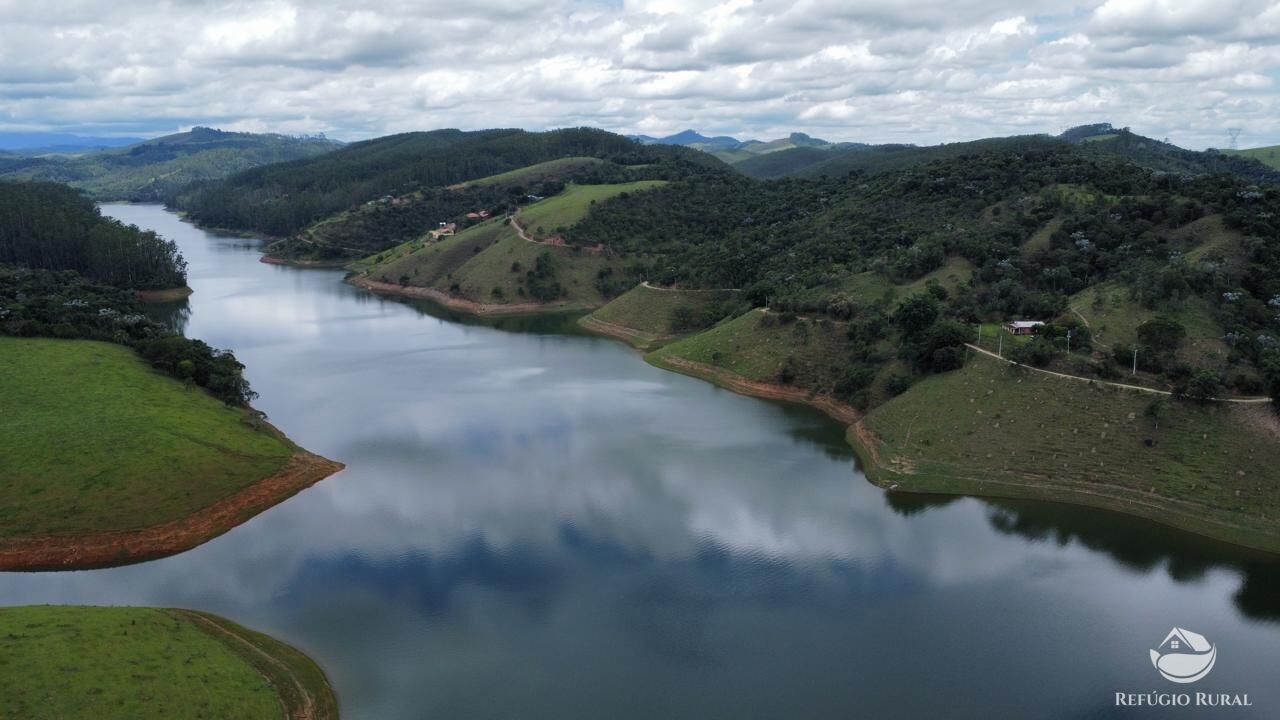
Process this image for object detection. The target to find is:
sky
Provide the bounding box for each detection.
[1,0,1278,149]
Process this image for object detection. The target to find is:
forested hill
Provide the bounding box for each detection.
[739,135,1062,179]
[0,127,340,202]
[172,128,724,238]
[0,181,185,289]
[734,127,1280,184]
[563,144,1280,402]
[0,181,259,405]
[1063,125,1280,184]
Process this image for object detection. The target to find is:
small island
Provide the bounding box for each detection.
[0,605,338,720]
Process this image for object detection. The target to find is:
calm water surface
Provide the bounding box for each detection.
[3,204,1278,718]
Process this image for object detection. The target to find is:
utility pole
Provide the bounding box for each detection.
[1132,348,1138,376]
[998,331,1003,358]
[1067,329,1072,355]
[977,325,982,348]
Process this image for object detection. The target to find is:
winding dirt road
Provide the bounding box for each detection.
[964,343,1271,404]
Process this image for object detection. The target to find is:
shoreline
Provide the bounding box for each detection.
[0,451,344,571]
[849,423,1280,555]
[171,609,339,720]
[347,273,601,315]
[646,354,862,425]
[261,255,352,269]
[135,285,193,303]
[343,275,1280,555]
[576,315,673,350]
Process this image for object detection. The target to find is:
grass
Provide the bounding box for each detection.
[838,257,974,308]
[362,218,509,285]
[363,219,619,309]
[360,181,669,310]
[455,157,609,188]
[581,284,744,349]
[1021,217,1062,253]
[1046,183,1119,208]
[518,181,666,239]
[447,232,615,306]
[1223,145,1280,170]
[0,338,294,538]
[0,606,336,720]
[1174,214,1240,262]
[651,309,851,390]
[1070,281,1227,367]
[857,356,1280,551]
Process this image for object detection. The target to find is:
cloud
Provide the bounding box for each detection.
[0,0,1277,148]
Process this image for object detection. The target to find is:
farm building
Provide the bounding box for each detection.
[1004,320,1045,336]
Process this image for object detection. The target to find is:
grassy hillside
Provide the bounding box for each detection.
[518,181,666,238]
[360,219,616,310]
[651,309,852,391]
[0,337,294,538]
[456,156,610,188]
[0,127,339,201]
[175,128,719,238]
[580,283,744,349]
[833,257,974,308]
[857,356,1280,552]
[0,606,336,720]
[1070,282,1228,368]
[357,182,669,309]
[1224,145,1280,170]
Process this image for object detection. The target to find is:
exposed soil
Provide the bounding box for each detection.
[654,355,861,426]
[0,452,344,572]
[260,255,350,268]
[510,214,605,253]
[348,274,597,315]
[135,286,193,302]
[577,315,669,348]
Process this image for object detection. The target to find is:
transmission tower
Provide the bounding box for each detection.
[1227,128,1242,150]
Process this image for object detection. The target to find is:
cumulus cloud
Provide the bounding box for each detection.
[0,0,1277,148]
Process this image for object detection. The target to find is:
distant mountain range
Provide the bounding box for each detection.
[631,123,1280,185]
[627,129,863,165]
[0,132,146,154]
[0,127,342,201]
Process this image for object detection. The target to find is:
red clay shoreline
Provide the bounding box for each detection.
[136,286,193,302]
[348,273,599,315]
[0,452,344,572]
[261,255,351,268]
[650,354,862,425]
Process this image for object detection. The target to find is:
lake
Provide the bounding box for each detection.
[2,204,1276,718]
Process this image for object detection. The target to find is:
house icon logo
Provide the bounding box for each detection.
[1150,628,1217,684]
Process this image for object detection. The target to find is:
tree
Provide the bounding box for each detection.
[1137,317,1186,351]
[1144,398,1168,431]
[669,304,697,331]
[1181,370,1223,402]
[894,294,940,335]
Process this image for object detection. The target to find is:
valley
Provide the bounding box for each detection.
[150,123,1280,550]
